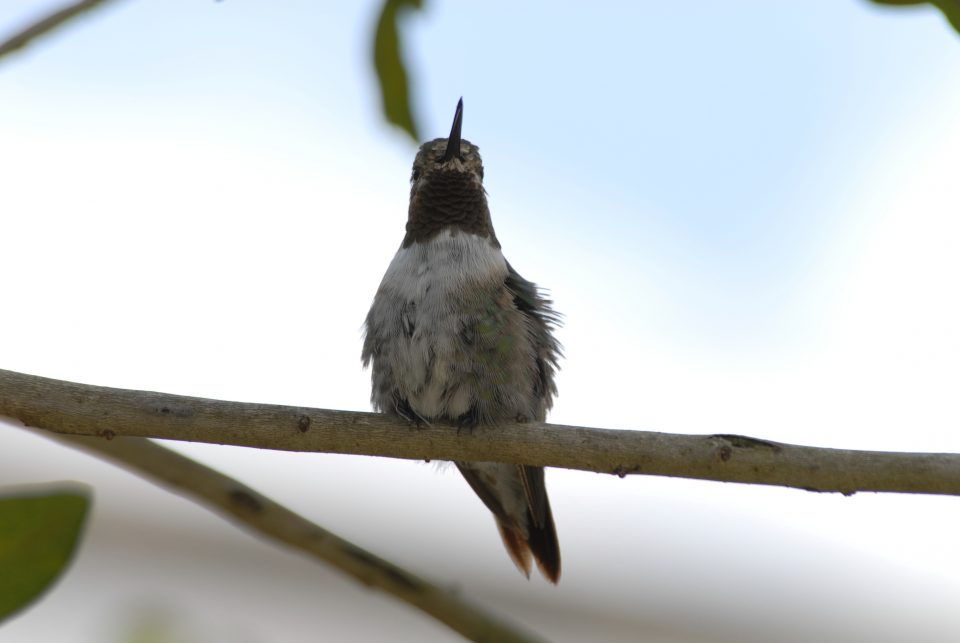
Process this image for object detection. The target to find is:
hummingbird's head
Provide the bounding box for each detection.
[410,98,484,188]
[404,98,497,247]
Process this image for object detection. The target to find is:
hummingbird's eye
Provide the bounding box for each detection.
[411,168,422,183]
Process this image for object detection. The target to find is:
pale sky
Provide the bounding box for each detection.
[2,1,960,642]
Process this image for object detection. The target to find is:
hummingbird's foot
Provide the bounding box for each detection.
[455,407,480,434]
[395,399,431,428]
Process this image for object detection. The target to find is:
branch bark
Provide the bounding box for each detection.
[25,429,541,643]
[3,368,960,496]
[0,0,123,60]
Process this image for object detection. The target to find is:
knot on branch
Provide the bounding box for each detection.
[298,415,311,433]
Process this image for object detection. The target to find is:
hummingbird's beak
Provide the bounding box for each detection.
[442,97,464,162]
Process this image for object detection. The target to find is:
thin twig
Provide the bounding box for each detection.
[3,368,960,496]
[0,0,122,60]
[27,429,543,643]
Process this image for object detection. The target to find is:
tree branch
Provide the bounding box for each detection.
[3,368,960,496]
[23,429,543,643]
[0,0,123,60]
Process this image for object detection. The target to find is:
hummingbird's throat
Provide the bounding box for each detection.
[404,175,494,247]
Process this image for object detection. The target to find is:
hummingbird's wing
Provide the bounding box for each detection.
[504,262,562,416]
[453,263,563,582]
[517,465,561,582]
[518,463,548,528]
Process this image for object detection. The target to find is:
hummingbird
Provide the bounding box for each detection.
[362,99,562,583]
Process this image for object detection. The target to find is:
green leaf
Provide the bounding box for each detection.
[372,0,423,142]
[0,486,91,622]
[868,0,960,36]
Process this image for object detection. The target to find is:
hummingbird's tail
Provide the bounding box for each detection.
[456,462,561,583]
[496,501,561,584]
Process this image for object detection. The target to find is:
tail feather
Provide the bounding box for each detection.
[496,521,533,578]
[527,508,561,584]
[495,511,560,584]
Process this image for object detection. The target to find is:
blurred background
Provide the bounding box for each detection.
[2,1,960,641]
